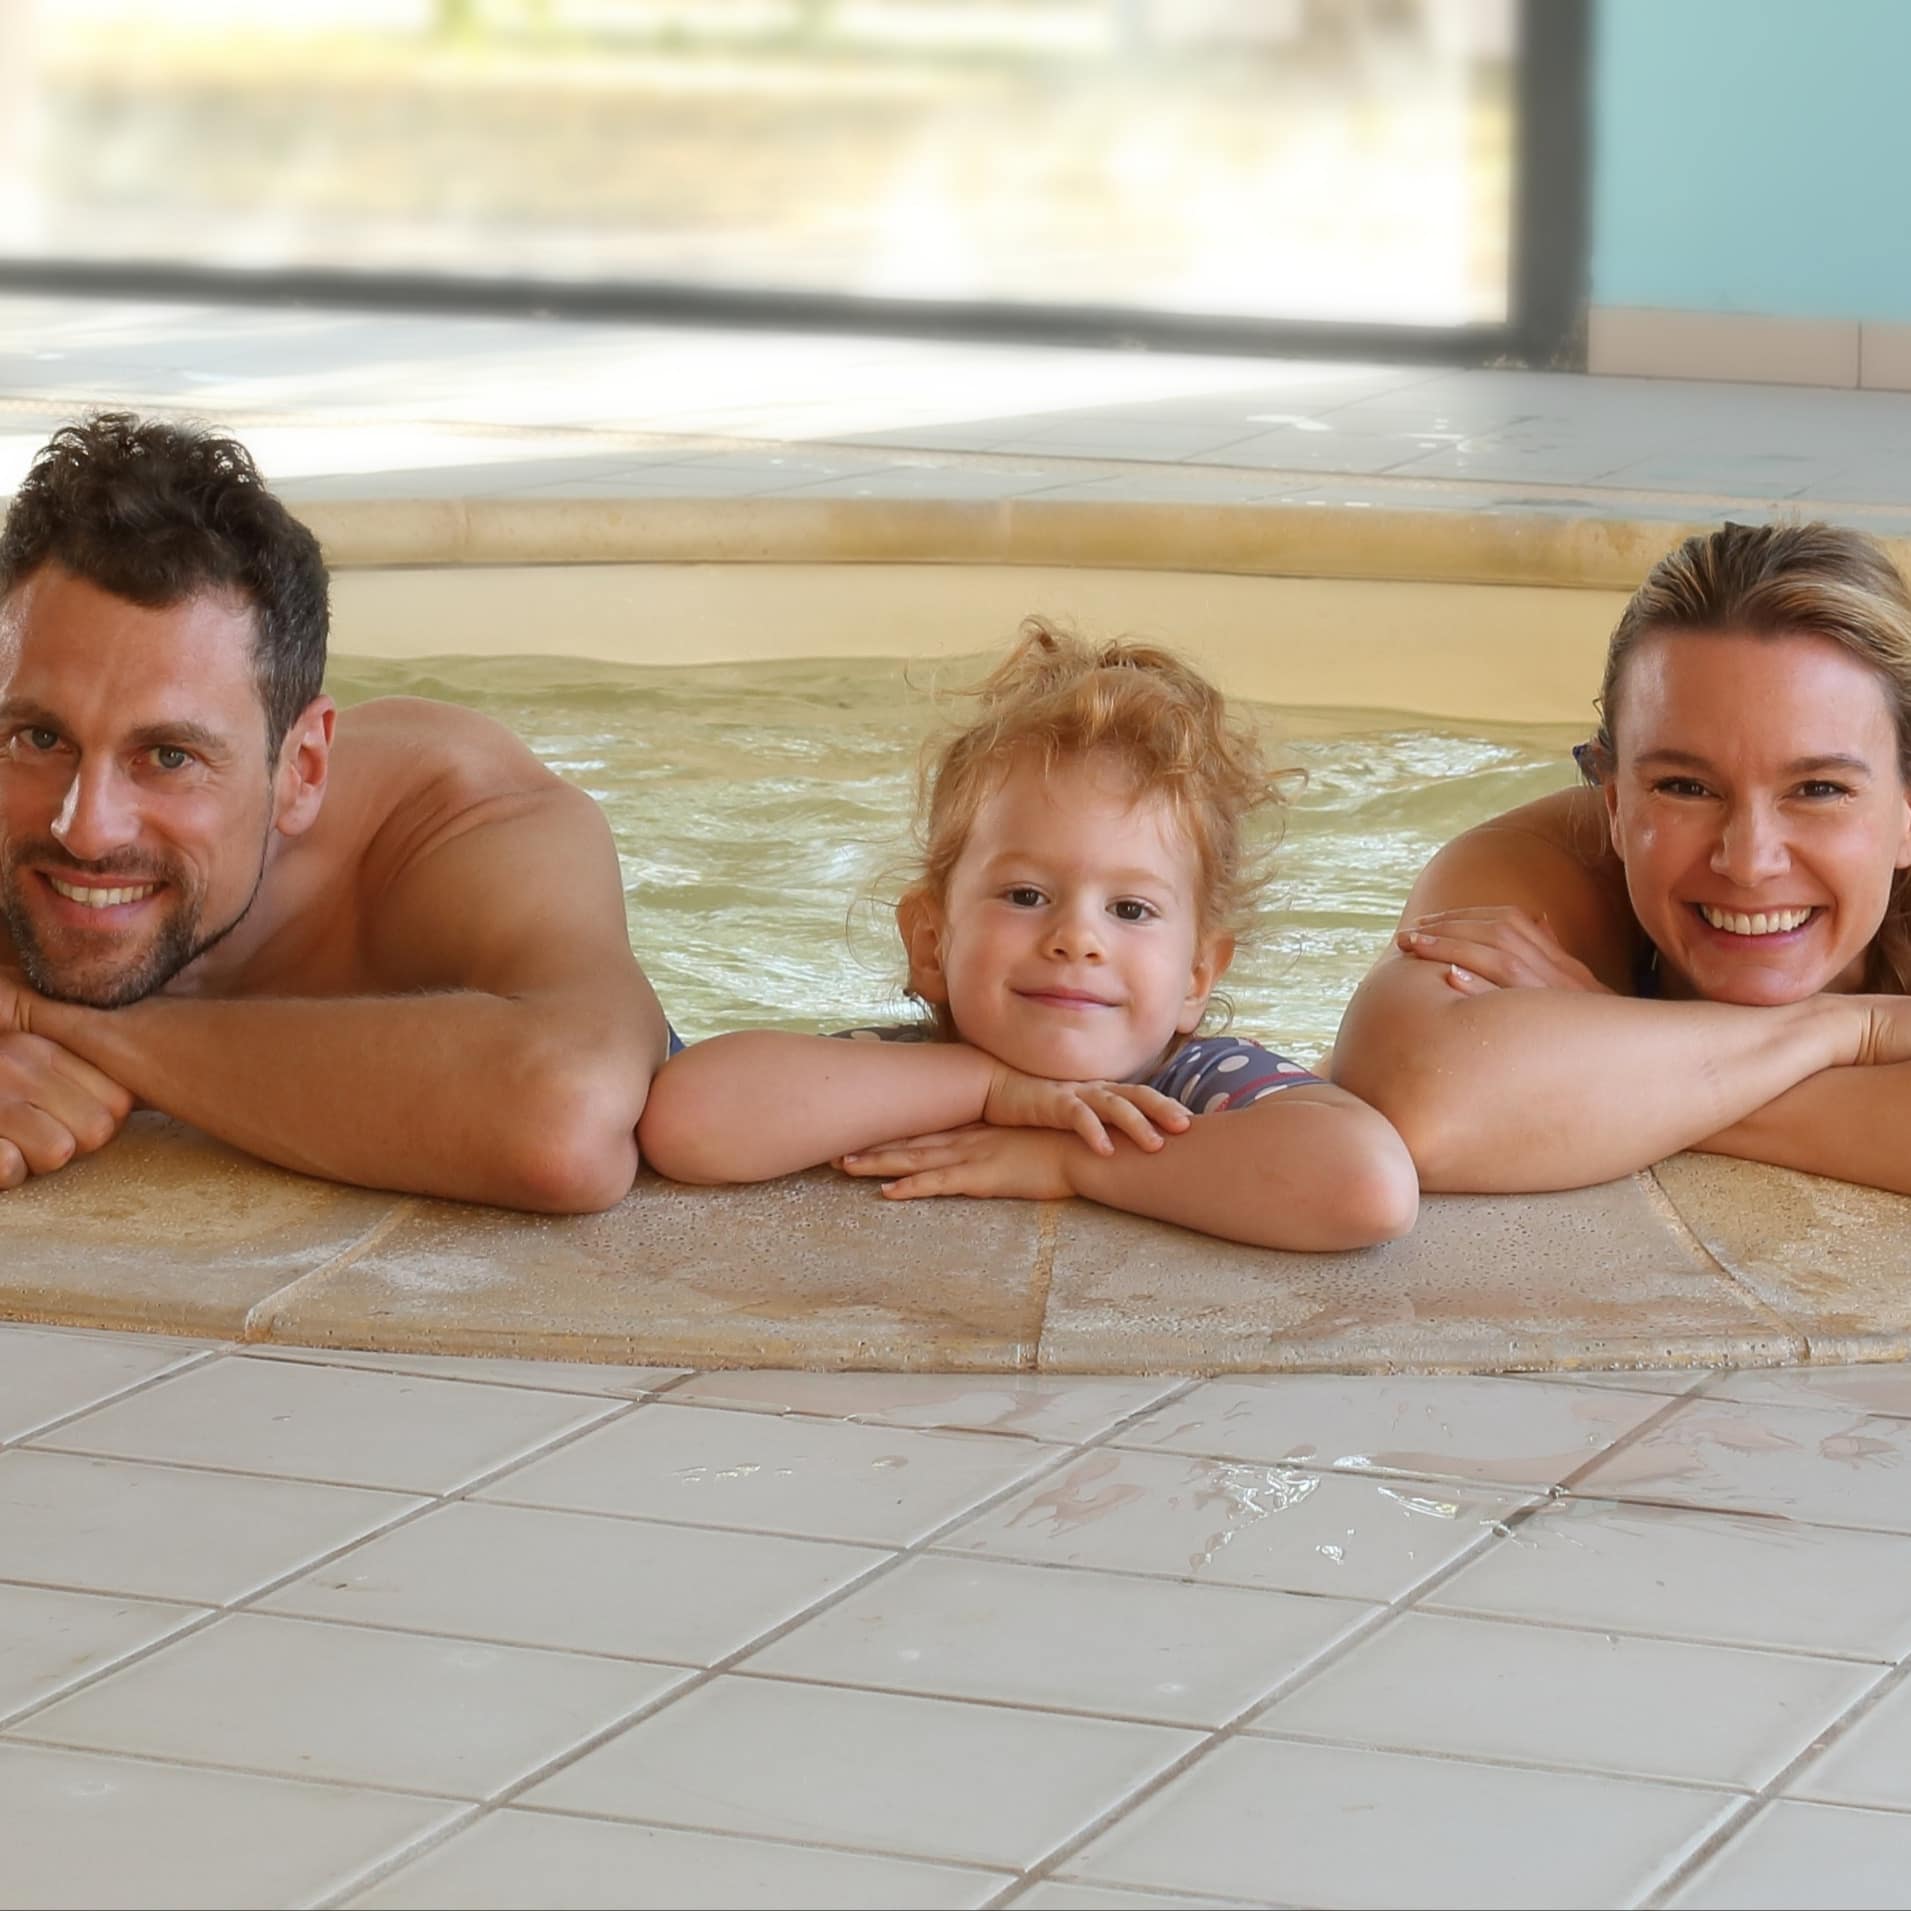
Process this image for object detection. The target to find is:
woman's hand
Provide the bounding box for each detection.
[1395,907,1613,997]
[838,1125,1076,1201]
[981,1063,1190,1155]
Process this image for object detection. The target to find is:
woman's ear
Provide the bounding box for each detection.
[1177,932,1234,1033]
[896,889,949,1004]
[1603,773,1627,863]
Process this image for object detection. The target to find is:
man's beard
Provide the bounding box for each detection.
[0,835,268,1008]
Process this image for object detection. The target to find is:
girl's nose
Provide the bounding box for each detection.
[1047,903,1106,960]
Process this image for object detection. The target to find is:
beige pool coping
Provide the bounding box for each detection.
[15,491,1911,1377]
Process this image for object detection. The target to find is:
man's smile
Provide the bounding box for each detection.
[42,873,164,913]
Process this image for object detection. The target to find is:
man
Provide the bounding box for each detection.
[0,413,671,1211]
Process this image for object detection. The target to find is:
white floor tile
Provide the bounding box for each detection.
[479,1402,1062,1546]
[1789,1672,1911,1811]
[1251,1609,1875,1789]
[523,1675,1197,1871]
[0,1740,458,1911]
[939,1447,1524,1602]
[0,1324,206,1441]
[1070,1737,1737,1908]
[1428,1495,1911,1658]
[349,1807,1010,1909]
[260,1498,886,1663]
[1112,1375,1665,1490]
[660,1371,1181,1444]
[748,1552,1365,1726]
[36,1357,619,1494]
[1572,1397,1911,1531]
[0,1448,423,1604]
[15,1611,687,1800]
[1702,1364,1911,1420]
[0,1582,207,1723]
[1664,1798,1911,1909]
[241,1346,687,1397]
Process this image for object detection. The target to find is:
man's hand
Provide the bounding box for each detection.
[981,1064,1190,1155]
[0,1031,135,1190]
[838,1124,1079,1202]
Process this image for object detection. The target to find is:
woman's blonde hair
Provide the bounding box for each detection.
[1586,520,1911,989]
[904,617,1287,955]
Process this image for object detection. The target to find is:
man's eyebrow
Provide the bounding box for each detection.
[0,697,62,728]
[124,720,234,756]
[1633,747,1876,777]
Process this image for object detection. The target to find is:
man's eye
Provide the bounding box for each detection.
[23,727,59,752]
[151,746,193,772]
[1005,886,1046,907]
[1797,780,1851,800]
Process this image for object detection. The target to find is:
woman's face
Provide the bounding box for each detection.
[1606,629,1911,1005]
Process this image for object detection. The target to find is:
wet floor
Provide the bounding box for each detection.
[4,1325,1909,1908]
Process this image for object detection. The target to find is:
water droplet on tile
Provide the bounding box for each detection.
[1377,1486,1459,1520]
[1316,1543,1345,1564]
[872,1455,909,1470]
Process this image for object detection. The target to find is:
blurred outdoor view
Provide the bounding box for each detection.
[0,0,1515,328]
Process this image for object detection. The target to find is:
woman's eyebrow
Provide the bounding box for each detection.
[1632,747,1874,776]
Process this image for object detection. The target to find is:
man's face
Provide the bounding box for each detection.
[0,564,282,1006]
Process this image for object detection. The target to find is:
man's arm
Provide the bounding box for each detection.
[19,778,669,1212]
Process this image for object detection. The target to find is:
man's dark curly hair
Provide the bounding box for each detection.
[0,412,328,759]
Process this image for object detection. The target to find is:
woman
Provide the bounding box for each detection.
[1332,519,1911,1194]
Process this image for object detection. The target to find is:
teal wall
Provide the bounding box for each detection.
[1594,0,1911,319]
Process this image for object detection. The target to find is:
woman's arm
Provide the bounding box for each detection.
[637,1031,1189,1185]
[1696,1063,1911,1194]
[1331,803,1881,1191]
[839,1083,1420,1250]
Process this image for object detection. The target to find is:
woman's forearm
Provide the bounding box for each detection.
[1333,958,1858,1192]
[639,1031,994,1183]
[1696,1062,1911,1194]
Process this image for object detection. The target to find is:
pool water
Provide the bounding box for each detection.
[328,654,1586,1062]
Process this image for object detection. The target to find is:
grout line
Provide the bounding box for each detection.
[1641,1651,1911,1908]
[0,1345,224,1452]
[238,1198,425,1343]
[300,1375,1210,1907]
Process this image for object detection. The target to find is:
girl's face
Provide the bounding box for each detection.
[901,750,1230,1082]
[1606,629,1911,1005]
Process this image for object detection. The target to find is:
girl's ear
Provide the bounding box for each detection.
[1177,931,1234,1033]
[897,889,949,1004]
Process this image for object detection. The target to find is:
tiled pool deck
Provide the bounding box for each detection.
[5,293,1911,1905]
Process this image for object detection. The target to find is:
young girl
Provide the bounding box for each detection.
[638,621,1417,1249]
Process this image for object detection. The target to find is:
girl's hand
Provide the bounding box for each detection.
[1395,907,1612,997]
[981,1063,1191,1155]
[838,1125,1075,1202]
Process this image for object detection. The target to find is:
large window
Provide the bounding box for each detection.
[0,1,1546,341]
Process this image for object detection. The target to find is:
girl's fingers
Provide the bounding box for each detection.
[1069,1105,1115,1155]
[1098,1097,1167,1152]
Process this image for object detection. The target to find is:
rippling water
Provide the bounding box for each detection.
[327,654,1585,1061]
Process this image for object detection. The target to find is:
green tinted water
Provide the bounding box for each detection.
[327,654,1584,1061]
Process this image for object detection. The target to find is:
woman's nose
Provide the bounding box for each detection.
[1711,803,1791,886]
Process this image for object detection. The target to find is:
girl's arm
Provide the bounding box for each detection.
[637,1030,1188,1185]
[1331,813,1887,1192]
[839,1083,1418,1250]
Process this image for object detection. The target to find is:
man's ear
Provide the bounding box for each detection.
[896,888,948,1004]
[272,695,334,840]
[1177,931,1234,1033]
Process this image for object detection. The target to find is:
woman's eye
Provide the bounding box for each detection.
[1111,899,1156,922]
[1652,778,1711,799]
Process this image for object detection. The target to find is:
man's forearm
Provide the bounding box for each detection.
[30,988,660,1211]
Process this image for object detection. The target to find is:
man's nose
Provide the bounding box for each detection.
[50,760,141,862]
[1712,802,1791,887]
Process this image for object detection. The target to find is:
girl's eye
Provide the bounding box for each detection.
[1110,899,1156,922]
[1005,886,1046,908]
